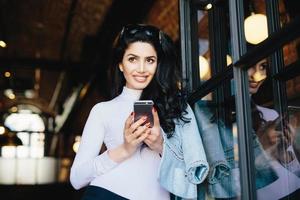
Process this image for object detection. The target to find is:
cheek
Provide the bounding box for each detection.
[148,64,158,74]
[122,63,136,73]
[247,69,254,77]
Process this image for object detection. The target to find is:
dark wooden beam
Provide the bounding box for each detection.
[0,57,85,70]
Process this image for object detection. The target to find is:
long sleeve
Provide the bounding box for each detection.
[194,103,230,184]
[70,103,118,190]
[181,104,209,184]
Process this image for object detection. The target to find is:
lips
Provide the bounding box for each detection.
[133,75,147,82]
[249,82,259,88]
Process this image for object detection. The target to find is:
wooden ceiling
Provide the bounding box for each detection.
[0,0,113,62]
[0,0,180,134]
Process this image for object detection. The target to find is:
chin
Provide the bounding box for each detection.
[129,83,149,90]
[249,89,257,95]
[136,81,152,88]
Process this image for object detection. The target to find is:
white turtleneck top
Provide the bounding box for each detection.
[70,87,169,200]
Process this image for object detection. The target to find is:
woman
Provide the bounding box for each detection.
[197,58,300,200]
[249,59,300,200]
[70,24,208,200]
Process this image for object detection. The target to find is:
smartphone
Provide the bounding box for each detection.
[134,100,154,127]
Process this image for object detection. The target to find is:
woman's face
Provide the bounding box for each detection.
[119,41,158,90]
[248,59,268,94]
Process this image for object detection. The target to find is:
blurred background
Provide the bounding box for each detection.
[0,0,299,199]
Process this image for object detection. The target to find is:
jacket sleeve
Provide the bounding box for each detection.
[194,103,231,184]
[181,104,209,184]
[70,103,118,190]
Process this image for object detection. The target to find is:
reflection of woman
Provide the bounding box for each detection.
[196,59,300,199]
[70,24,208,200]
[249,59,300,199]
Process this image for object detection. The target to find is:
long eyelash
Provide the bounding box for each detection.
[128,57,136,61]
[147,58,156,62]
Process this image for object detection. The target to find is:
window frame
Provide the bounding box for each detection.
[179,0,300,199]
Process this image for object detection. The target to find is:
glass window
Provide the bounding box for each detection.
[185,0,300,199]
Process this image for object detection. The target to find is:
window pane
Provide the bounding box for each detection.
[249,56,300,199]
[194,84,241,199]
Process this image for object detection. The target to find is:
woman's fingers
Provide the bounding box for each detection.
[126,122,150,145]
[152,107,160,127]
[129,124,149,139]
[129,116,148,133]
[134,129,151,145]
[124,112,134,135]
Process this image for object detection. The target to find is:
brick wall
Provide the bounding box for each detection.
[146,0,179,41]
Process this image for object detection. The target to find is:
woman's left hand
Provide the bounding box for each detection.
[144,107,164,155]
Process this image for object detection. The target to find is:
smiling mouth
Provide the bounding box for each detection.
[133,76,147,82]
[249,82,259,88]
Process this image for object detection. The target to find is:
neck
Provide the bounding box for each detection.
[120,86,142,101]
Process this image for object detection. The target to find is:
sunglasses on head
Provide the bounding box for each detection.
[120,24,162,44]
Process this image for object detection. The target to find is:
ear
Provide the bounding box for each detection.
[119,63,124,72]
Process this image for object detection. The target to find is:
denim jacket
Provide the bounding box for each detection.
[194,103,278,198]
[159,104,209,199]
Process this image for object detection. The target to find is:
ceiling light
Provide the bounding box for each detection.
[10,106,18,113]
[24,89,36,99]
[0,126,5,135]
[199,56,210,80]
[0,40,7,48]
[244,13,268,44]
[227,55,232,66]
[4,89,16,100]
[4,72,11,78]
[73,136,81,153]
[8,93,16,100]
[205,3,212,10]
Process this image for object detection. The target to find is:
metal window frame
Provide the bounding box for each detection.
[208,1,232,127]
[265,0,288,118]
[180,0,300,199]
[228,0,257,199]
[179,0,200,94]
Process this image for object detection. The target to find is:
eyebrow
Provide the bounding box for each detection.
[125,54,157,59]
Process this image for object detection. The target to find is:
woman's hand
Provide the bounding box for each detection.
[257,117,296,163]
[257,120,281,150]
[123,113,151,156]
[108,113,150,163]
[144,107,164,155]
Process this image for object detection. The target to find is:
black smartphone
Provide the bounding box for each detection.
[134,100,154,127]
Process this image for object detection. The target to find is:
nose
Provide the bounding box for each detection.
[137,61,145,73]
[253,71,266,82]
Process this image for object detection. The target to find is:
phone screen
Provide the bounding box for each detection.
[134,100,154,127]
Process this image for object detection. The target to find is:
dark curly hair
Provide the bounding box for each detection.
[109,24,190,137]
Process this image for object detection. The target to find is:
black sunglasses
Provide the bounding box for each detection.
[120,24,162,44]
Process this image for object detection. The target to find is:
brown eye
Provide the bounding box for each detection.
[146,58,156,64]
[128,57,136,62]
[259,62,268,71]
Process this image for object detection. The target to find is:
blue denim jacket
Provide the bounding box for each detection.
[194,103,278,198]
[159,104,209,199]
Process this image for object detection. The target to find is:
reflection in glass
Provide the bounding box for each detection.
[249,59,300,199]
[194,59,300,199]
